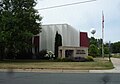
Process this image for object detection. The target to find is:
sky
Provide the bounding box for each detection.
[35,0,120,43]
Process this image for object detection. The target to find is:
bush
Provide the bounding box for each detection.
[54,56,94,62]
[54,58,72,62]
[112,55,120,58]
[89,44,99,57]
[54,58,62,62]
[72,57,87,62]
[61,58,73,62]
[36,49,48,59]
[85,56,94,61]
[17,51,33,59]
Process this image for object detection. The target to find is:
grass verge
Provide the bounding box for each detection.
[112,55,120,58]
[0,58,113,70]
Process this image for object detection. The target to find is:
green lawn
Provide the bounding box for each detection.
[0,58,113,70]
[112,55,120,58]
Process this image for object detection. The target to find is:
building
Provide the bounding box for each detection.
[58,32,89,58]
[33,24,89,58]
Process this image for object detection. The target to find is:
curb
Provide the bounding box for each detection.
[0,69,89,73]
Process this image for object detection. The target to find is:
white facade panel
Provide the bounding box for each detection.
[40,24,79,52]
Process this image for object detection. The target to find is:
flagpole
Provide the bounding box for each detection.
[102,11,104,58]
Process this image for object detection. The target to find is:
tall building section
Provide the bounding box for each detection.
[40,24,79,52]
[33,24,89,58]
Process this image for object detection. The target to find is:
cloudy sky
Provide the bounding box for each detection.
[35,0,120,43]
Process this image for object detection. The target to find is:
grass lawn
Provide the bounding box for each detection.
[112,55,120,58]
[0,58,114,70]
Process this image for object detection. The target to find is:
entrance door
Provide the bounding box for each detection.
[34,36,39,53]
[65,50,74,58]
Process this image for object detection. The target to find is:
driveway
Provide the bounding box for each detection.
[90,58,120,73]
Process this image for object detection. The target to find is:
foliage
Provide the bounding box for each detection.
[16,51,33,59]
[89,37,110,57]
[98,47,102,56]
[85,56,94,61]
[112,55,120,58]
[54,31,62,59]
[72,57,87,62]
[54,56,94,62]
[111,41,120,53]
[89,37,98,46]
[104,47,109,54]
[47,50,55,59]
[89,44,99,57]
[89,37,103,47]
[36,49,47,59]
[0,0,42,59]
[36,50,55,60]
[54,58,72,62]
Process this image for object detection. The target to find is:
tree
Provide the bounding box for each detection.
[0,0,42,59]
[89,37,98,46]
[54,31,62,59]
[104,47,109,54]
[89,44,99,57]
[111,41,120,53]
[89,37,103,47]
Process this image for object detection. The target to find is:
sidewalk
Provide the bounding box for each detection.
[89,58,120,73]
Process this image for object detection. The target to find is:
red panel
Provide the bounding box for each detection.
[80,32,89,47]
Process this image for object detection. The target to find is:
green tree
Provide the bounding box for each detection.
[98,47,102,56]
[89,37,103,47]
[111,41,120,53]
[89,37,97,46]
[54,31,62,59]
[0,0,42,59]
[89,44,99,57]
[104,47,109,54]
[104,42,109,54]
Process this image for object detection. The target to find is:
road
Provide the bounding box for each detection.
[0,72,120,84]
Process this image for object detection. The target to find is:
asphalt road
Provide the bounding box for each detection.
[0,72,120,84]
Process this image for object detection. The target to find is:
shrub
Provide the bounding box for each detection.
[89,44,99,57]
[61,58,73,62]
[73,57,87,62]
[47,51,55,59]
[85,56,94,61]
[36,49,48,59]
[54,58,72,62]
[54,58,62,62]
[112,55,120,58]
[16,51,33,59]
[54,56,94,62]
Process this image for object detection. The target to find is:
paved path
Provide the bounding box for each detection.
[111,58,120,70]
[89,58,120,73]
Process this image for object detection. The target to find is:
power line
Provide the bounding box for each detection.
[37,0,97,10]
